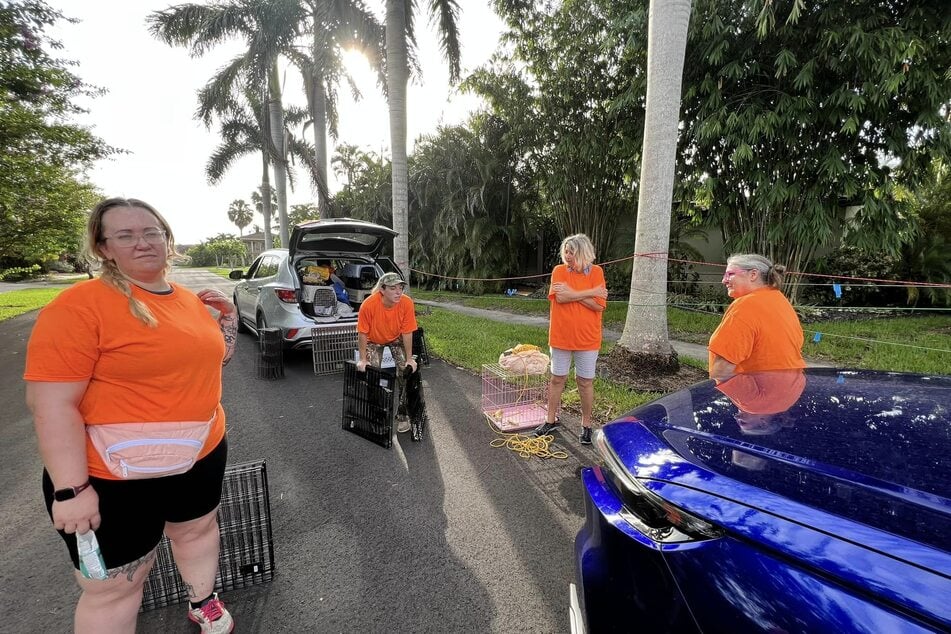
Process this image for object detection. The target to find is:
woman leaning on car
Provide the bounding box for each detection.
[708,253,806,383]
[23,197,236,634]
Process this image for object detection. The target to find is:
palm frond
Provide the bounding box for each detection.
[428,0,461,82]
[206,139,259,183]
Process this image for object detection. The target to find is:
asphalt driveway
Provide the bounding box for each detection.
[2,270,594,633]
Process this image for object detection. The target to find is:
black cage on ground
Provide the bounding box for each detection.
[341,361,397,449]
[140,460,275,612]
[413,327,430,367]
[256,328,284,380]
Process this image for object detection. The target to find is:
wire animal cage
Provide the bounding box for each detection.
[140,460,275,612]
[413,328,431,366]
[312,325,359,375]
[481,363,550,433]
[341,361,397,448]
[256,328,283,380]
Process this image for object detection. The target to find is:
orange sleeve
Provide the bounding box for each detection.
[24,285,101,381]
[357,294,375,335]
[708,302,755,365]
[592,266,607,308]
[399,297,418,334]
[548,265,568,300]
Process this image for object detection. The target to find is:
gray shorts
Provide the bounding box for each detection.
[549,347,599,379]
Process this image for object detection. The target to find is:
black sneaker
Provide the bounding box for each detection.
[579,427,592,445]
[534,421,561,437]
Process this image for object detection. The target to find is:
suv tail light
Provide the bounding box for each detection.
[594,430,723,543]
[274,288,297,303]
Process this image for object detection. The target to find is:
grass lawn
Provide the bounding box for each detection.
[0,288,65,322]
[205,267,237,279]
[417,307,673,422]
[413,290,951,375]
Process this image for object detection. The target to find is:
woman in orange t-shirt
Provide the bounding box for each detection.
[708,253,805,383]
[356,271,420,433]
[23,198,237,632]
[533,234,607,445]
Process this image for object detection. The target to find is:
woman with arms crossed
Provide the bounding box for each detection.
[24,198,237,633]
[534,234,608,445]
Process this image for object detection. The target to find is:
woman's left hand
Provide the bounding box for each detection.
[197,289,236,317]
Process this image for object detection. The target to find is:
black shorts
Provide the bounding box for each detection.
[42,437,228,570]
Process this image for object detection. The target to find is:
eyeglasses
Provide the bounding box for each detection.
[103,229,167,247]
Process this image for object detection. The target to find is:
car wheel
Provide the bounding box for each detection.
[256,311,267,337]
[233,294,250,334]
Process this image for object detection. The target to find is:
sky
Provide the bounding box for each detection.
[48,2,504,244]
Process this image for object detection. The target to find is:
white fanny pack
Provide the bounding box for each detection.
[86,414,215,479]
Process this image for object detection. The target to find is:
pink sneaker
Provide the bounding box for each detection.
[187,593,234,633]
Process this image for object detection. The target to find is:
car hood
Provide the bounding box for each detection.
[289,218,397,258]
[602,369,951,554]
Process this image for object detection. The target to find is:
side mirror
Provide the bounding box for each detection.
[228,270,245,280]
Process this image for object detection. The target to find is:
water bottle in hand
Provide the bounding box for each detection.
[76,531,108,580]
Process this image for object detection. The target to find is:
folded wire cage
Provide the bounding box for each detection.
[481,363,551,433]
[140,460,275,612]
[341,361,397,448]
[413,327,431,366]
[312,324,359,375]
[256,328,284,380]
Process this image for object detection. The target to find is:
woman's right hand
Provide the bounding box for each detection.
[53,486,101,534]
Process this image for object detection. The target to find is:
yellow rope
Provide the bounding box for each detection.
[486,416,569,460]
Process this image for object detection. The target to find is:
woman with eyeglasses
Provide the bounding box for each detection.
[708,254,805,383]
[23,198,237,633]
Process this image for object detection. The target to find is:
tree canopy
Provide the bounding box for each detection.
[671,0,951,278]
[0,0,112,266]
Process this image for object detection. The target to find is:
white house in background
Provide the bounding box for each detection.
[240,231,267,261]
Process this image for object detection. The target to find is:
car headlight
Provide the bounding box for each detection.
[594,429,723,543]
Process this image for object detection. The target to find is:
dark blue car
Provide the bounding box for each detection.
[572,369,950,633]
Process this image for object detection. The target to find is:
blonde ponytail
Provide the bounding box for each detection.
[99,260,158,327]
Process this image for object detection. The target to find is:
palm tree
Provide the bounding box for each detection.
[251,186,277,241]
[202,84,318,250]
[331,142,365,197]
[384,0,462,280]
[615,0,693,372]
[227,199,253,236]
[149,0,303,247]
[289,0,384,217]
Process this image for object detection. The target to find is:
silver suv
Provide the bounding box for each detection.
[229,218,398,348]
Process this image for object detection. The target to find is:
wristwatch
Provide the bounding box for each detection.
[53,481,91,502]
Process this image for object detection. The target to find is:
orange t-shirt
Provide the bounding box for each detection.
[708,287,805,373]
[23,279,227,480]
[357,291,418,344]
[548,264,606,351]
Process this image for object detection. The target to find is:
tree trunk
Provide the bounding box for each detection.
[268,60,289,248]
[260,156,273,251]
[617,0,693,366]
[386,0,410,281]
[309,31,330,217]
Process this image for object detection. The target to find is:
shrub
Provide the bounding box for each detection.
[43,259,75,273]
[804,247,903,307]
[0,264,43,281]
